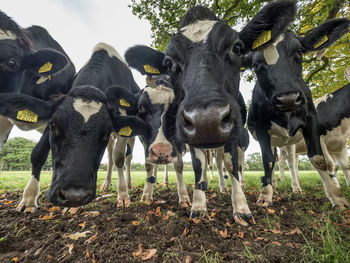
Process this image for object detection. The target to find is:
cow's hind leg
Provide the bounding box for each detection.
[142,162,155,204]
[278,148,287,181]
[101,136,115,192]
[286,144,302,193]
[320,136,340,188]
[216,147,227,193]
[163,165,169,187]
[334,147,350,186]
[17,126,50,212]
[174,149,191,207]
[125,137,135,190]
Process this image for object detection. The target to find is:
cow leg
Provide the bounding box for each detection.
[320,136,340,188]
[163,164,169,187]
[152,165,158,187]
[224,142,254,226]
[17,126,50,212]
[237,146,245,188]
[113,136,130,207]
[101,136,115,192]
[278,148,287,181]
[0,116,13,150]
[286,144,302,193]
[256,130,274,206]
[142,162,155,204]
[334,147,350,186]
[174,149,191,207]
[215,147,227,193]
[125,137,135,190]
[303,118,349,209]
[206,150,215,181]
[190,147,208,217]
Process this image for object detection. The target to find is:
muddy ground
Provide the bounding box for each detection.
[1,185,349,263]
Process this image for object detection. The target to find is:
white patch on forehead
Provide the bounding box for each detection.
[181,20,218,43]
[144,85,175,112]
[73,98,102,123]
[93,42,128,66]
[263,34,284,65]
[0,29,16,40]
[119,108,127,116]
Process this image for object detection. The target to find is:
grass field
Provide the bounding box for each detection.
[1,170,350,262]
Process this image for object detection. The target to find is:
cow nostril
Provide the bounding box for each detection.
[182,110,195,134]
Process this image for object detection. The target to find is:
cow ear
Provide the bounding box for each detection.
[112,115,150,138]
[239,0,296,52]
[105,85,138,117]
[299,18,349,53]
[0,93,55,123]
[125,45,168,76]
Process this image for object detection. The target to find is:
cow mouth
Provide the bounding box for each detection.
[189,142,225,149]
[48,186,95,207]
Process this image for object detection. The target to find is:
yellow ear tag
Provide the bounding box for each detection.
[240,66,246,71]
[16,109,38,123]
[38,62,52,73]
[144,64,160,74]
[118,126,132,137]
[119,98,130,107]
[314,35,328,49]
[252,30,272,50]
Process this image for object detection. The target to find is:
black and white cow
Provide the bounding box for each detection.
[125,0,297,225]
[0,42,148,211]
[278,83,350,187]
[0,10,75,149]
[247,18,350,208]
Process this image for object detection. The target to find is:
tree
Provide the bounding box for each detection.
[246,152,263,171]
[129,0,350,97]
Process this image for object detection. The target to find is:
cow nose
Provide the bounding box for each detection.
[149,143,173,164]
[181,104,233,145]
[56,187,94,207]
[274,92,303,111]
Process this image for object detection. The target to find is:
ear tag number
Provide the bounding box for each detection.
[38,62,53,73]
[314,35,328,49]
[17,109,38,123]
[144,64,160,74]
[118,126,132,137]
[252,30,271,50]
[119,98,130,107]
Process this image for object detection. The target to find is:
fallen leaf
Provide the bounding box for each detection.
[155,207,161,217]
[286,227,301,235]
[272,241,281,246]
[185,255,192,263]
[68,207,80,215]
[85,248,90,259]
[5,200,15,205]
[34,247,43,257]
[162,215,169,221]
[39,214,56,220]
[85,232,98,244]
[154,200,166,204]
[309,210,316,216]
[219,229,230,238]
[209,193,217,199]
[92,254,96,263]
[271,229,282,234]
[78,222,86,229]
[226,221,232,227]
[237,232,244,238]
[65,243,74,254]
[141,248,157,260]
[182,227,190,237]
[132,244,143,257]
[85,211,100,217]
[113,228,119,232]
[63,231,92,240]
[167,211,175,217]
[255,237,265,241]
[286,242,294,248]
[49,206,60,212]
[192,218,200,224]
[247,191,253,195]
[243,241,250,245]
[47,255,55,260]
[267,208,275,214]
[11,257,19,262]
[132,221,140,225]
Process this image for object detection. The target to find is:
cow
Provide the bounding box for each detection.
[0,10,75,149]
[246,18,350,208]
[278,83,350,187]
[0,42,148,211]
[125,0,297,225]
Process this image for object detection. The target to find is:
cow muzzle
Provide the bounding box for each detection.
[49,186,95,207]
[180,104,233,145]
[273,92,303,111]
[149,142,173,164]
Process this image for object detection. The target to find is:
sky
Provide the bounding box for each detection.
[1,0,260,163]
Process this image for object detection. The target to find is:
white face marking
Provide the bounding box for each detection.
[119,108,127,116]
[0,29,16,40]
[263,34,284,65]
[181,20,218,43]
[93,42,128,66]
[73,98,102,123]
[314,93,333,108]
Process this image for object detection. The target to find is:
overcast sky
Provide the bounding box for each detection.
[1,0,260,163]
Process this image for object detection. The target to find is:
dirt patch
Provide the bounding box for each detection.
[0,185,349,262]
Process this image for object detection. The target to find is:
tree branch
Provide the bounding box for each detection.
[306,56,329,84]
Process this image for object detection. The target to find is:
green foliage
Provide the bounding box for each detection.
[129,0,350,97]
[0,137,52,171]
[246,152,263,171]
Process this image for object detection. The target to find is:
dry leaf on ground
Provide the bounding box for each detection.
[63,231,92,240]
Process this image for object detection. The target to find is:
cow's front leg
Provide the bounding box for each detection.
[303,117,349,209]
[320,136,340,188]
[256,130,274,206]
[190,147,208,217]
[215,147,227,193]
[278,148,287,181]
[125,137,135,190]
[0,116,13,150]
[163,164,169,187]
[113,136,130,207]
[334,147,350,186]
[237,146,245,188]
[174,149,191,207]
[142,162,155,204]
[286,144,302,193]
[17,126,50,212]
[225,142,254,226]
[101,135,115,192]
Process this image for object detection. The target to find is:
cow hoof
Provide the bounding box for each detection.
[17,199,38,213]
[257,185,273,206]
[141,194,153,205]
[190,209,208,218]
[179,199,192,208]
[233,213,255,226]
[292,185,302,194]
[100,181,111,193]
[117,196,130,207]
[17,206,37,213]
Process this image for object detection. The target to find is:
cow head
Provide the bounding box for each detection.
[0,85,148,206]
[248,18,349,112]
[126,0,296,148]
[0,11,75,99]
[112,76,178,164]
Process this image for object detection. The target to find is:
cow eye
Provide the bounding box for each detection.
[7,58,17,68]
[164,58,173,69]
[49,120,60,136]
[138,106,147,115]
[233,43,241,56]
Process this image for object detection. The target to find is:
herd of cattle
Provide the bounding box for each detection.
[0,0,349,226]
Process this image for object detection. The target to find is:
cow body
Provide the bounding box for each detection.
[0,11,76,149]
[247,19,350,208]
[279,84,350,186]
[126,0,297,225]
